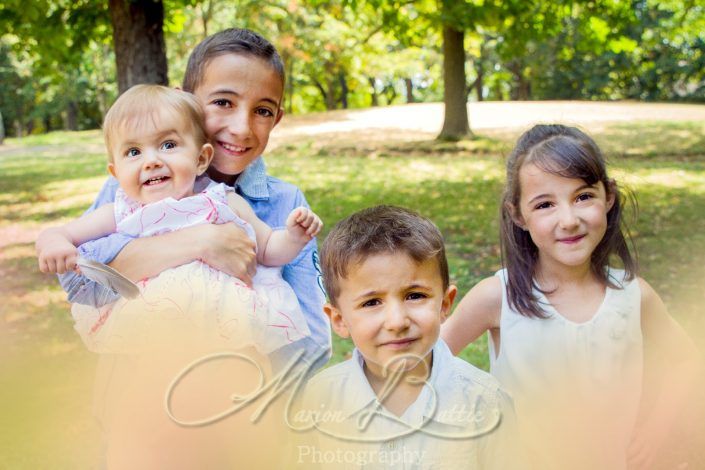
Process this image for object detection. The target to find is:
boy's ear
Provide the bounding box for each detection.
[273,108,284,127]
[107,162,116,178]
[196,143,214,175]
[324,303,350,339]
[440,285,458,323]
[507,202,527,230]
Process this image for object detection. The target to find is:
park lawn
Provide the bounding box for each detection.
[1,121,704,468]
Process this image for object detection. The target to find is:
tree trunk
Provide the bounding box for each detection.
[383,82,397,105]
[475,63,484,102]
[338,71,348,109]
[438,25,470,140]
[65,101,79,131]
[109,0,168,94]
[0,110,5,145]
[368,77,379,107]
[325,76,337,110]
[404,78,415,103]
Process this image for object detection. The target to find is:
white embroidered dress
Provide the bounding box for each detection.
[72,181,310,354]
[490,268,642,470]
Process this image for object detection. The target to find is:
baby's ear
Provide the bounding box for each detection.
[324,303,350,339]
[196,143,214,175]
[107,162,116,178]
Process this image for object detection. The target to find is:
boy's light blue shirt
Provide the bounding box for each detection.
[292,340,520,469]
[58,157,331,356]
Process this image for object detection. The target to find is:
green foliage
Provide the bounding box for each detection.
[1,0,705,138]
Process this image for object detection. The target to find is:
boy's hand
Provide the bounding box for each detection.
[36,229,79,274]
[196,223,257,285]
[286,207,323,244]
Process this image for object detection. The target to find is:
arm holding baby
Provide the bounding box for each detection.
[226,192,322,267]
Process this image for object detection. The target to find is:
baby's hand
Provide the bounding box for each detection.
[286,207,323,243]
[36,229,79,274]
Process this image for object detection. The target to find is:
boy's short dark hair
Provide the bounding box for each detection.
[182,28,285,93]
[321,205,449,305]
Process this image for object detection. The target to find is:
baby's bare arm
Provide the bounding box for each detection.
[36,204,116,274]
[227,193,322,267]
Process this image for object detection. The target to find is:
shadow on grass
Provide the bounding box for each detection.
[276,134,509,160]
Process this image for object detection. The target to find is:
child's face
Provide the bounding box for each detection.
[108,111,213,204]
[193,53,283,180]
[325,252,457,381]
[514,162,615,274]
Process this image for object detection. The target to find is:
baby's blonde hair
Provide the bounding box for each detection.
[103,84,208,162]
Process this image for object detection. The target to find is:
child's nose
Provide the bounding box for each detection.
[384,302,410,331]
[226,110,253,139]
[142,150,163,170]
[558,205,579,229]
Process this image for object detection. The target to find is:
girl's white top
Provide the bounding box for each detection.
[490,268,642,470]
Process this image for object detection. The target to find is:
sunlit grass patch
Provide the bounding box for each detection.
[1,114,704,469]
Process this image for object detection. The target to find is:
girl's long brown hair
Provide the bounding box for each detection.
[500,124,637,318]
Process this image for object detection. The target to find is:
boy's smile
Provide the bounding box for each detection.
[193,53,284,182]
[325,253,456,382]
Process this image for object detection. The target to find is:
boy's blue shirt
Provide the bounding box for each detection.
[58,157,331,353]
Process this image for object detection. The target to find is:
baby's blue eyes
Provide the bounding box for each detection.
[126,148,140,158]
[160,140,176,150]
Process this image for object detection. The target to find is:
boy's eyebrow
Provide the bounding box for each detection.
[353,290,382,301]
[209,88,280,107]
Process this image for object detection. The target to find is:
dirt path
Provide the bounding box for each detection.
[269,100,705,146]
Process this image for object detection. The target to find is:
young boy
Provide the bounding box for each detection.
[292,205,519,469]
[58,29,329,368]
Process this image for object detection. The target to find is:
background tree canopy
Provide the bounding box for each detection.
[1,0,704,141]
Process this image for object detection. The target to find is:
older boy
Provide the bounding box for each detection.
[292,206,519,469]
[58,29,329,368]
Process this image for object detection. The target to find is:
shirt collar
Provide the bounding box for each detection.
[344,340,467,428]
[235,157,269,200]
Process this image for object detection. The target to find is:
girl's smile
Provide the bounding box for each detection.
[515,163,615,274]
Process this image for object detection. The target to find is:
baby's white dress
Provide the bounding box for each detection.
[490,268,642,470]
[71,181,310,355]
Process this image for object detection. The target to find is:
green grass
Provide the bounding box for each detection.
[2,120,705,468]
